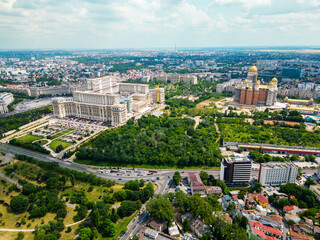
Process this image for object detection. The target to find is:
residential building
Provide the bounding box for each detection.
[168,223,180,238]
[291,231,313,240]
[148,220,165,232]
[258,162,298,186]
[256,195,268,208]
[249,221,283,239]
[283,205,304,215]
[181,213,210,238]
[187,172,206,196]
[220,156,252,187]
[204,186,222,196]
[285,213,301,224]
[156,74,198,84]
[233,65,278,106]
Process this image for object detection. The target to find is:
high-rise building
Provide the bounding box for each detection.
[220,156,252,186]
[258,162,298,186]
[233,65,278,106]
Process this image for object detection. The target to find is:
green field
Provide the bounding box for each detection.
[49,140,72,151]
[36,140,49,145]
[16,134,43,143]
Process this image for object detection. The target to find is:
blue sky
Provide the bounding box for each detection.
[0,0,319,49]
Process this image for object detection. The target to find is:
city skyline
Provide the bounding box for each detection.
[0,0,320,49]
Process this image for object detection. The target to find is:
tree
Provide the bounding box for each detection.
[101,219,116,237]
[17,232,24,240]
[55,144,64,153]
[199,171,209,185]
[10,195,29,214]
[254,182,262,193]
[22,182,36,195]
[287,220,295,226]
[147,195,174,225]
[183,218,190,232]
[306,177,316,187]
[173,171,181,186]
[139,179,145,187]
[78,227,92,240]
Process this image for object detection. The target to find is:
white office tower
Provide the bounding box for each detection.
[259,162,298,186]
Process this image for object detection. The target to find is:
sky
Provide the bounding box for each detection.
[0,0,319,49]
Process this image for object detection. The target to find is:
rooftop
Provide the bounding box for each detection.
[188,172,205,189]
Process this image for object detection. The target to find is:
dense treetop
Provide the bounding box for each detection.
[76,115,221,167]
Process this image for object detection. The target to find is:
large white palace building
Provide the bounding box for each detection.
[52,76,165,126]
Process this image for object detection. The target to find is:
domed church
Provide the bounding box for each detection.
[233,65,278,106]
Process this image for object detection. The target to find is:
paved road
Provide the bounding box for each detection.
[0,172,23,187]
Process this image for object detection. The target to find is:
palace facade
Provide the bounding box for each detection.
[52,76,165,126]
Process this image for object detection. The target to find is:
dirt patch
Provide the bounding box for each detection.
[264,120,301,126]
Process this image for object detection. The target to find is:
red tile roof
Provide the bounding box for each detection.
[250,221,283,237]
[232,195,238,201]
[284,205,296,212]
[257,195,269,204]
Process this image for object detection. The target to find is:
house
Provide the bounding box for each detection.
[259,215,283,229]
[298,221,313,234]
[249,221,283,239]
[256,195,268,208]
[283,205,304,215]
[303,217,314,227]
[221,195,232,210]
[205,186,222,196]
[292,225,302,233]
[149,219,165,232]
[290,231,314,240]
[238,199,245,208]
[256,205,267,216]
[314,226,320,235]
[188,172,206,196]
[141,228,178,240]
[168,222,180,238]
[245,194,256,209]
[221,213,233,224]
[181,213,210,238]
[285,213,301,224]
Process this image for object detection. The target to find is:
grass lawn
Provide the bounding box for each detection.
[36,140,49,145]
[1,232,34,240]
[109,211,138,240]
[50,129,74,139]
[0,160,46,186]
[60,182,124,203]
[49,140,72,151]
[16,134,43,143]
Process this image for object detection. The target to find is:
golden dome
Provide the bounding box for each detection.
[243,80,247,84]
[315,106,319,110]
[284,96,289,100]
[310,98,314,101]
[286,104,291,108]
[248,65,258,73]
[256,80,261,85]
[271,77,278,83]
[248,86,253,90]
